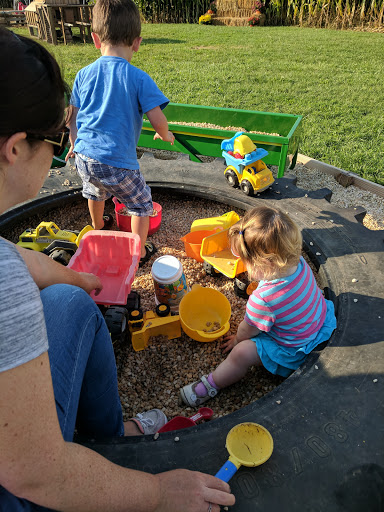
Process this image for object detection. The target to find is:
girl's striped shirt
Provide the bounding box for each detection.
[245,257,326,347]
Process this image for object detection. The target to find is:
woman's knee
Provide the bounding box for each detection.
[40,284,101,329]
[41,284,94,311]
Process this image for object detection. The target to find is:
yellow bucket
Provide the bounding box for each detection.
[191,211,240,233]
[179,284,231,342]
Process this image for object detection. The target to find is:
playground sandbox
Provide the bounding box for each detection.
[1,191,288,420]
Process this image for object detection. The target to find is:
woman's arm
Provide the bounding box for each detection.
[16,244,102,295]
[0,354,235,512]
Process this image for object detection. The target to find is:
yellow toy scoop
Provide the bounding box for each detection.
[215,422,274,482]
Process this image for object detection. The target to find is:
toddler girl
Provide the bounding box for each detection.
[180,205,337,407]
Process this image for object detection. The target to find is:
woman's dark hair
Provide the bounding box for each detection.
[0,28,69,137]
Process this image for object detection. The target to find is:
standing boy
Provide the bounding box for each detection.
[67,0,174,266]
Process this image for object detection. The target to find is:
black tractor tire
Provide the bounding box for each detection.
[104,306,128,337]
[126,290,141,312]
[1,156,383,512]
[49,249,72,266]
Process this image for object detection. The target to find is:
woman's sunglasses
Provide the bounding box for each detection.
[27,129,70,157]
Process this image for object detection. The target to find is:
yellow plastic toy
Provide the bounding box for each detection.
[178,284,231,342]
[221,131,275,196]
[215,422,274,482]
[200,228,247,279]
[233,134,256,158]
[190,211,240,233]
[128,304,181,352]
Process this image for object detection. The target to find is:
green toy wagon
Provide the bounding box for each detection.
[138,103,303,178]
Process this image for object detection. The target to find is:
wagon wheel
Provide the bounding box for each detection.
[240,179,254,196]
[224,167,239,188]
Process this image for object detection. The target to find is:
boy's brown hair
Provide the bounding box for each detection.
[228,205,302,280]
[92,0,141,46]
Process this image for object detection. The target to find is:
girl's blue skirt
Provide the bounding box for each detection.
[254,299,336,377]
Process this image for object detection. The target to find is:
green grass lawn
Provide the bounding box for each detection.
[12,25,384,185]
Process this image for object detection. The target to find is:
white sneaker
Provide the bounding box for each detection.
[131,409,167,435]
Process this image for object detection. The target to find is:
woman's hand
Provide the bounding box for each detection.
[155,469,235,512]
[153,131,175,145]
[220,334,238,353]
[78,272,103,296]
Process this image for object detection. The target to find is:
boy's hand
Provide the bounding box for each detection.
[65,144,75,162]
[153,131,175,145]
[220,334,238,353]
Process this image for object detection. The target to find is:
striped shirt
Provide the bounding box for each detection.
[245,257,326,347]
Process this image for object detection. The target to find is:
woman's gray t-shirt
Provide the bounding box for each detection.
[0,238,48,372]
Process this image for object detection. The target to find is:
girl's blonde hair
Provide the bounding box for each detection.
[228,205,302,280]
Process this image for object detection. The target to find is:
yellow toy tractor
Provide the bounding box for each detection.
[17,221,93,265]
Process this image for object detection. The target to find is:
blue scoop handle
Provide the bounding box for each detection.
[215,460,239,482]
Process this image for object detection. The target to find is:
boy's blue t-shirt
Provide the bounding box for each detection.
[71,56,169,169]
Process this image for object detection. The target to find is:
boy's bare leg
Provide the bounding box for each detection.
[131,215,150,258]
[212,339,262,388]
[88,199,105,230]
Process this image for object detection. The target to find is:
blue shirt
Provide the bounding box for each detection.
[71,56,169,169]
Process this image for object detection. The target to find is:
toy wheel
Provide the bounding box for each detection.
[225,169,239,188]
[129,308,143,321]
[49,249,72,266]
[104,306,128,336]
[156,303,171,317]
[233,276,259,299]
[128,308,144,329]
[240,180,254,196]
[203,261,221,278]
[126,291,141,311]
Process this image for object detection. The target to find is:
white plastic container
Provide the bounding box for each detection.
[151,255,189,312]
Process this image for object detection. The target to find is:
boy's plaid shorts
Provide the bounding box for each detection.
[75,153,153,216]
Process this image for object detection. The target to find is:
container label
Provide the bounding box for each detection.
[153,273,189,307]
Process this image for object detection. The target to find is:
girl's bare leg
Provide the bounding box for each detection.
[212,339,262,388]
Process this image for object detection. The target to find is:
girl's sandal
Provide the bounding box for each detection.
[139,241,157,268]
[179,375,218,407]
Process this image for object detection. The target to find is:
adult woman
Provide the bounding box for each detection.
[0,28,235,512]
